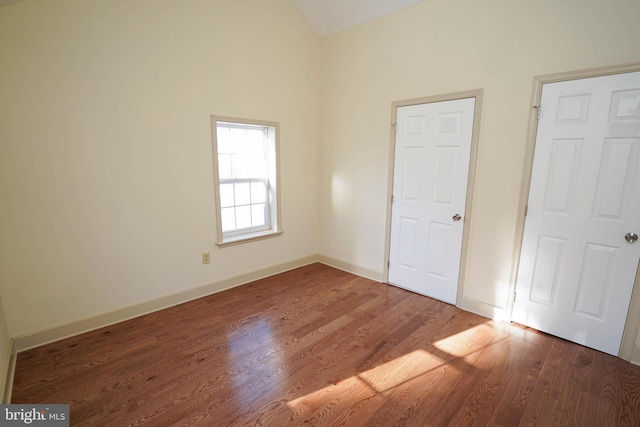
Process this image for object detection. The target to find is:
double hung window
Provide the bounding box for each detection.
[212,116,281,246]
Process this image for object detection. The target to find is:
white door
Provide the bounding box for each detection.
[513,71,640,356]
[388,97,475,304]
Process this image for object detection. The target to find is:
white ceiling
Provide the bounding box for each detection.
[293,0,425,36]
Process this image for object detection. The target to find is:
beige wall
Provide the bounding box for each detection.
[1,0,640,361]
[318,0,640,321]
[0,0,320,337]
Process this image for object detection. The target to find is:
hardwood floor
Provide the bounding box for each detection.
[11,263,640,426]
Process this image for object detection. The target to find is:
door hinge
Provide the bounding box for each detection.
[533,105,541,120]
[391,122,397,133]
[513,292,517,303]
[524,205,528,217]
[388,260,390,269]
[391,195,394,204]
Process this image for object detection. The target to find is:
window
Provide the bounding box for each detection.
[211,116,282,246]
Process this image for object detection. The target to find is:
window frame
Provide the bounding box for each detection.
[211,115,283,247]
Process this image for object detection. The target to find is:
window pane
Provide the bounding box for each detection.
[236,205,251,229]
[230,128,248,154]
[234,182,251,206]
[247,129,265,157]
[221,207,236,231]
[247,153,266,177]
[218,154,232,180]
[251,181,267,203]
[219,183,234,208]
[252,203,266,227]
[217,127,230,153]
[232,154,249,179]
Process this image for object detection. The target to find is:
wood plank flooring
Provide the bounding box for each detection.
[11,263,640,426]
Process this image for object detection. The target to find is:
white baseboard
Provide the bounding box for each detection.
[457,296,509,322]
[631,345,640,366]
[13,255,319,353]
[1,340,16,404]
[316,254,384,282]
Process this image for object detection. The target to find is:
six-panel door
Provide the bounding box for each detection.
[513,71,640,356]
[388,98,475,304]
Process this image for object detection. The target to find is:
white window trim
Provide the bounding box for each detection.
[211,115,283,247]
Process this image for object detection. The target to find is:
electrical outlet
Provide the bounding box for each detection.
[202,252,210,264]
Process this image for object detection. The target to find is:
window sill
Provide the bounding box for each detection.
[216,229,283,248]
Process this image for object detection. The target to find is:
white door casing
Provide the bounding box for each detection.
[513,71,640,356]
[388,97,476,304]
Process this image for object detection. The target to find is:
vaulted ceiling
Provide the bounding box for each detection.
[0,0,425,37]
[293,0,424,36]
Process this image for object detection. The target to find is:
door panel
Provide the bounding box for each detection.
[544,138,582,214]
[529,235,564,305]
[513,71,640,356]
[397,217,419,269]
[593,138,638,219]
[389,98,475,304]
[433,146,458,204]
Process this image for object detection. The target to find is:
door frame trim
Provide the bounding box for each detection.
[510,62,640,360]
[383,89,484,306]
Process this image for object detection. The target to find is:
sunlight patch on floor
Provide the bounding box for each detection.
[285,321,509,414]
[287,349,446,412]
[358,349,444,394]
[432,324,486,357]
[287,375,377,411]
